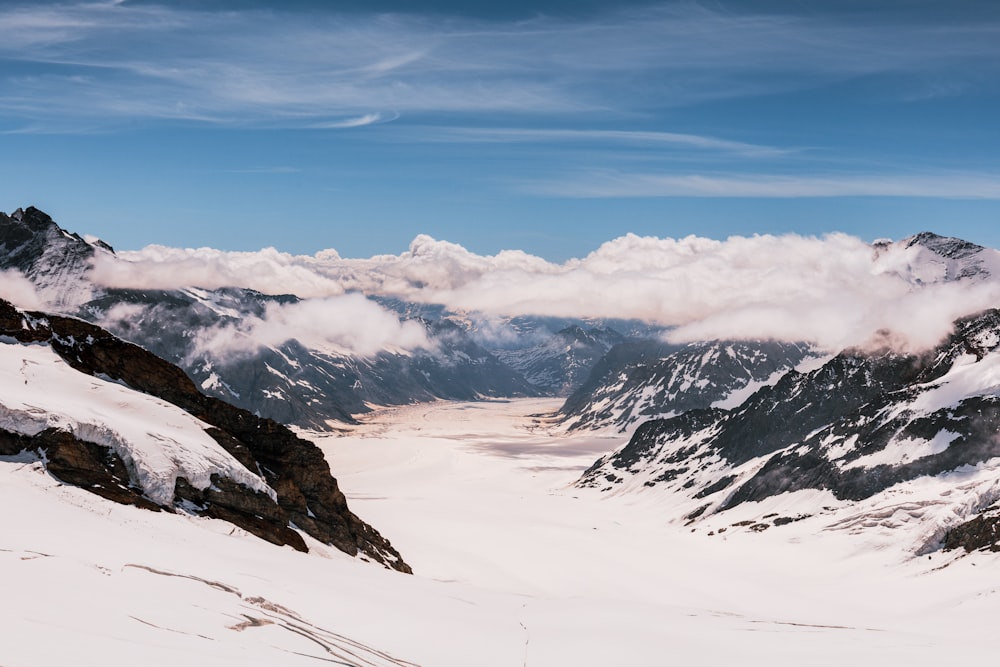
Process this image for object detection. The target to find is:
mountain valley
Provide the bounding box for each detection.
[4,206,1000,665]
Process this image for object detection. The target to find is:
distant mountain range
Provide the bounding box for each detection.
[0,296,408,570]
[579,308,1000,553]
[0,207,658,428]
[558,339,817,433]
[5,204,1000,555]
[569,233,1000,554]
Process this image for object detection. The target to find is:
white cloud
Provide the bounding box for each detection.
[1,3,997,124]
[402,127,791,157]
[89,230,1000,354]
[528,171,1000,199]
[89,245,348,298]
[190,294,431,361]
[310,112,395,129]
[0,270,44,310]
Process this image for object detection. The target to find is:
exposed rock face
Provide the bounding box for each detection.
[560,339,814,432]
[0,207,104,308]
[943,506,1000,552]
[1,207,545,429]
[0,298,410,572]
[579,309,1000,550]
[493,325,626,396]
[0,428,161,512]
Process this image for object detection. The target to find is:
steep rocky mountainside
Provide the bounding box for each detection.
[0,207,109,308]
[559,339,816,432]
[0,298,409,572]
[558,229,1000,436]
[85,288,542,429]
[1,207,545,429]
[492,325,625,396]
[580,310,1000,554]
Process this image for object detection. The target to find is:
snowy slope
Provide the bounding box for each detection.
[580,309,1000,554]
[0,297,408,569]
[5,398,1000,666]
[0,342,273,505]
[559,339,817,433]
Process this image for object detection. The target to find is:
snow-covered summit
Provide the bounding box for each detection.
[875,230,1000,285]
[0,206,113,310]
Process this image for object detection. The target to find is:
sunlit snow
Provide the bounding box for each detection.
[4,397,999,666]
[0,341,273,504]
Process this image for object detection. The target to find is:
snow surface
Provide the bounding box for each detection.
[3,397,1000,665]
[0,340,273,504]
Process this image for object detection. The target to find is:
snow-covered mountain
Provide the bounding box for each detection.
[493,325,626,395]
[1,207,557,428]
[556,230,1000,435]
[559,339,817,432]
[371,298,665,396]
[0,297,408,571]
[1,206,672,429]
[873,231,1000,284]
[0,206,110,308]
[85,287,543,428]
[579,308,1000,554]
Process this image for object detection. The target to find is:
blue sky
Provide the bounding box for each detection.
[2,0,999,260]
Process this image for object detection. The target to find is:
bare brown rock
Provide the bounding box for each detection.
[0,298,410,572]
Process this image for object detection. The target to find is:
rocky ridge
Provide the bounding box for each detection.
[579,309,1000,554]
[559,339,815,432]
[0,297,410,572]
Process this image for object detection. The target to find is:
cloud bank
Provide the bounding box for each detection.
[0,270,44,310]
[97,294,431,361]
[89,231,1000,354]
[190,295,431,361]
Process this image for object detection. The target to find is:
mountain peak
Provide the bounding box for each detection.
[905,231,985,260]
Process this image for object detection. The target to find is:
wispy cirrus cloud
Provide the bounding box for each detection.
[221,166,301,175]
[309,112,397,129]
[397,127,792,157]
[1,2,998,127]
[527,170,1000,199]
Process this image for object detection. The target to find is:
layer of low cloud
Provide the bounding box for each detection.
[90,230,1000,354]
[0,269,44,310]
[89,245,348,298]
[97,295,431,361]
[191,295,431,361]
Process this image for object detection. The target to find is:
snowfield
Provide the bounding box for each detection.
[3,397,1000,666]
[0,341,274,504]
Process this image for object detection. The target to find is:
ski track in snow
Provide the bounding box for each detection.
[3,397,1000,666]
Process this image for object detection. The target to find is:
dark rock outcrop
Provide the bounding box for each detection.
[0,427,161,511]
[580,310,1000,540]
[0,298,410,572]
[561,339,813,432]
[944,507,1000,552]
